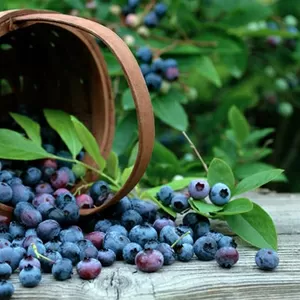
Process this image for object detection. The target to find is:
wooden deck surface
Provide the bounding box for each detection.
[9,192,300,300]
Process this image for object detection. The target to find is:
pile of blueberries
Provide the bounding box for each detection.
[122,0,168,29]
[0,163,279,299]
[136,46,179,92]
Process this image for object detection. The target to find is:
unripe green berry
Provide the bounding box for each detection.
[186,87,198,101]
[110,5,121,16]
[72,164,86,178]
[137,26,150,38]
[284,15,298,27]
[159,81,171,94]
[123,35,135,47]
[275,78,289,91]
[264,66,275,78]
[278,102,293,117]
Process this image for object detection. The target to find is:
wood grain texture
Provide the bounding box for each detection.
[9,192,300,300]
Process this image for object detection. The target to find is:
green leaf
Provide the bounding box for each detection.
[102,52,122,76]
[207,158,235,191]
[228,106,250,145]
[141,177,200,198]
[244,128,274,145]
[141,194,177,218]
[0,129,51,160]
[216,198,253,216]
[44,109,82,159]
[64,0,84,10]
[235,163,288,182]
[71,116,106,171]
[233,169,284,196]
[197,56,221,87]
[225,202,277,250]
[190,199,223,215]
[105,151,119,180]
[122,89,135,111]
[152,95,188,131]
[120,166,134,185]
[151,142,179,166]
[10,113,41,145]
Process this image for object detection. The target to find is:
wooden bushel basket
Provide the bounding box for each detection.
[0,9,155,224]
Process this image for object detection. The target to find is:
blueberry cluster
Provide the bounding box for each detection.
[0,176,280,298]
[156,179,231,214]
[122,1,168,29]
[136,46,179,92]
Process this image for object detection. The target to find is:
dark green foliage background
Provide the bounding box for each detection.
[1,0,300,192]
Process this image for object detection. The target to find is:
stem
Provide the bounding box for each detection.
[182,131,209,174]
[171,231,191,248]
[31,243,55,263]
[74,182,93,195]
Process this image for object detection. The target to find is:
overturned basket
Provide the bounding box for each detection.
[0,9,155,223]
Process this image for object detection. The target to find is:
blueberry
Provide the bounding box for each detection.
[188,179,210,200]
[204,231,224,244]
[41,250,62,273]
[19,265,42,287]
[8,221,25,240]
[194,221,210,240]
[128,0,140,9]
[60,226,84,243]
[144,12,159,28]
[22,235,42,249]
[140,64,151,76]
[144,239,159,250]
[55,192,76,209]
[0,280,14,299]
[255,248,279,270]
[145,73,162,91]
[217,236,237,249]
[75,239,94,252]
[76,258,102,280]
[175,243,194,262]
[0,171,13,183]
[59,167,76,185]
[0,247,21,271]
[10,245,26,262]
[164,67,179,81]
[0,263,12,280]
[154,2,167,18]
[19,255,41,270]
[209,183,231,206]
[110,196,131,218]
[40,159,57,170]
[45,239,62,252]
[106,225,128,237]
[0,183,12,204]
[59,242,80,265]
[0,239,10,249]
[42,167,56,182]
[37,220,61,242]
[176,225,194,239]
[50,169,69,189]
[159,225,179,245]
[11,237,24,247]
[0,231,12,242]
[47,207,65,224]
[193,236,218,261]
[135,249,164,272]
[22,167,42,186]
[151,58,166,74]
[7,177,22,186]
[130,198,157,223]
[122,242,143,264]
[121,209,143,230]
[20,208,42,228]
[13,202,34,220]
[136,46,153,63]
[37,202,55,219]
[155,243,175,265]
[52,258,73,281]
[94,219,112,233]
[25,228,37,237]
[129,224,158,247]
[35,183,54,195]
[97,249,116,267]
[156,185,174,206]
[75,194,94,209]
[122,5,135,16]
[215,246,239,268]
[170,193,189,213]
[84,231,105,250]
[103,232,130,259]
[163,58,178,70]
[153,218,175,233]
[33,193,55,208]
[79,243,98,260]
[89,180,110,203]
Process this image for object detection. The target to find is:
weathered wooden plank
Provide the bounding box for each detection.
[8,193,300,300]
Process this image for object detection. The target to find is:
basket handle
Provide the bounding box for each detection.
[10,12,155,215]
